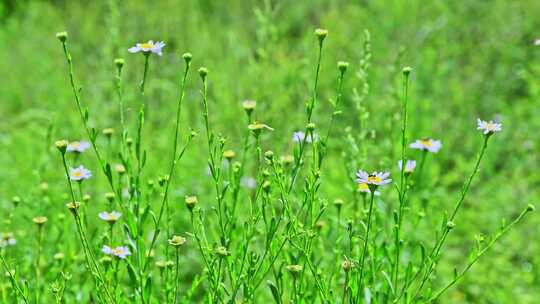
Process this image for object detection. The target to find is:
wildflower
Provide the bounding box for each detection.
[477,118,502,135]
[168,235,187,247]
[69,165,92,181]
[535,38,540,46]
[357,183,380,196]
[98,211,122,224]
[66,141,91,153]
[182,52,193,63]
[356,171,392,186]
[315,28,328,43]
[280,155,294,166]
[114,58,124,68]
[32,216,48,226]
[241,176,257,189]
[398,160,417,174]
[82,194,91,202]
[185,196,198,211]
[410,138,442,153]
[128,40,165,56]
[0,232,16,248]
[333,198,344,209]
[156,260,174,269]
[292,131,319,143]
[198,67,208,78]
[102,245,131,259]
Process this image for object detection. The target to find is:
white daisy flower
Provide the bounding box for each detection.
[0,232,16,248]
[128,40,165,56]
[398,160,417,173]
[356,170,392,187]
[292,131,319,143]
[410,138,442,153]
[98,211,122,223]
[102,245,131,259]
[66,141,91,153]
[69,165,92,181]
[241,176,257,189]
[476,118,502,135]
[535,38,540,46]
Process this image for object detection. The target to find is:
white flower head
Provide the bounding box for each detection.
[398,160,417,173]
[0,232,16,248]
[292,131,319,144]
[66,141,91,153]
[241,176,257,189]
[535,38,540,46]
[356,170,392,190]
[477,118,502,135]
[410,138,442,153]
[128,40,165,56]
[102,245,131,259]
[98,211,122,223]
[69,165,92,181]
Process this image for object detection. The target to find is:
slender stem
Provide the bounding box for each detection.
[0,253,29,303]
[429,206,533,302]
[411,136,490,300]
[357,191,376,299]
[173,248,180,304]
[393,69,411,292]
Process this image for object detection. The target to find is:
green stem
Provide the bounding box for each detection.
[357,190,376,300]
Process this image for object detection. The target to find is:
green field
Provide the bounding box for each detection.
[1,1,539,303]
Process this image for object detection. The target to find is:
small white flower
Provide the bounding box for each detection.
[410,138,442,153]
[66,141,91,153]
[241,176,257,189]
[128,40,165,56]
[69,165,92,181]
[0,232,16,248]
[356,170,392,186]
[535,38,540,46]
[398,160,417,173]
[477,118,502,135]
[102,245,131,259]
[98,211,122,223]
[292,131,319,143]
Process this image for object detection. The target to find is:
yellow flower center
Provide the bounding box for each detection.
[73,171,82,177]
[140,42,154,49]
[420,139,433,147]
[71,142,80,148]
[368,176,382,184]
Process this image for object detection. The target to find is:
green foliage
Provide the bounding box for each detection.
[1,1,539,303]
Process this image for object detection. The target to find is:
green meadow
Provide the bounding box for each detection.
[1,1,539,303]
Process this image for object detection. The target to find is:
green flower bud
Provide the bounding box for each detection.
[56,31,68,43]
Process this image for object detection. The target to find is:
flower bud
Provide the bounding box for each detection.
[198,67,208,79]
[105,192,115,203]
[102,128,114,137]
[11,196,21,208]
[223,150,236,161]
[264,150,274,163]
[306,122,316,131]
[182,53,192,64]
[32,216,48,226]
[262,180,271,193]
[56,31,68,43]
[185,196,198,211]
[55,140,69,154]
[215,246,229,258]
[342,260,353,272]
[402,66,412,75]
[82,194,91,203]
[168,235,187,247]
[315,28,328,44]
[66,201,81,214]
[527,204,535,212]
[446,221,455,230]
[286,264,303,276]
[114,58,125,69]
[242,100,257,116]
[338,61,349,72]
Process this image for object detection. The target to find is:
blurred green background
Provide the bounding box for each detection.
[1,0,539,303]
